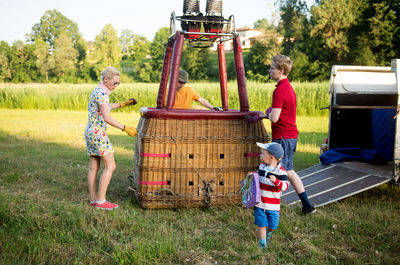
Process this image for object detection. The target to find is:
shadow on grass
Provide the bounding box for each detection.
[0,130,139,207]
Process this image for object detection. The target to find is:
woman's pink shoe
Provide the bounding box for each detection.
[95,201,119,210]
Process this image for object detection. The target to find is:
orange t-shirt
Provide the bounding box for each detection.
[165,85,200,109]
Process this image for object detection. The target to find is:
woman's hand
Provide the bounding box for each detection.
[120,98,137,108]
[123,126,137,137]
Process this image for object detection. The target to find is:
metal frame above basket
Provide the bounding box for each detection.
[169,11,236,48]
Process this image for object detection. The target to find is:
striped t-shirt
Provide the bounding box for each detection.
[255,163,290,211]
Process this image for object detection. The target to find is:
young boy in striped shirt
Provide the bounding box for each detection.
[253,142,290,249]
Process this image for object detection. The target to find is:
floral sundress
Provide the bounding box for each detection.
[84,85,113,156]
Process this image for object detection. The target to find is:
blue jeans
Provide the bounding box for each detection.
[272,138,297,170]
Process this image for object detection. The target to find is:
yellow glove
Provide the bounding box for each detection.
[120,98,137,108]
[123,126,137,137]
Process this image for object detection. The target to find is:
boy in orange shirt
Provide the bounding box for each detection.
[167,70,218,110]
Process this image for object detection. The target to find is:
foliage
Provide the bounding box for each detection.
[278,0,308,54]
[33,39,51,82]
[120,32,152,82]
[120,29,135,57]
[310,0,357,62]
[245,41,275,82]
[181,45,212,81]
[27,9,82,51]
[348,0,399,66]
[49,33,78,82]
[149,27,170,82]
[245,19,281,82]
[90,24,122,79]
[0,50,11,82]
[131,35,150,64]
[1,1,400,83]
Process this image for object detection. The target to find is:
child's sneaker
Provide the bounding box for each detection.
[95,201,119,210]
[89,201,96,207]
[259,238,267,250]
[266,232,272,246]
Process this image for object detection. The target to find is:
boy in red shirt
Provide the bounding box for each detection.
[246,55,316,215]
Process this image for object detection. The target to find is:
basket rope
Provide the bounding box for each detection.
[169,136,212,205]
[169,135,251,206]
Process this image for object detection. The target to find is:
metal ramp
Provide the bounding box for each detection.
[281,162,393,207]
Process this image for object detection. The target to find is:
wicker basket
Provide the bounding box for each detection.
[131,108,270,209]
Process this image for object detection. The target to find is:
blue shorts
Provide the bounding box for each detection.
[272,138,297,170]
[254,207,280,230]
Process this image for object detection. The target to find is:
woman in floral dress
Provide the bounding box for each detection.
[84,66,137,210]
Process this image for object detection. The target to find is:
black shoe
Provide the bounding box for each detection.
[302,206,316,215]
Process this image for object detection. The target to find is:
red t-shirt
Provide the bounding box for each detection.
[271,78,299,139]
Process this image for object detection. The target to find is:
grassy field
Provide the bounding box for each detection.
[0,108,399,264]
[0,81,330,117]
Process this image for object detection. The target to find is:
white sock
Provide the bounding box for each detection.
[96,199,106,204]
[90,200,96,204]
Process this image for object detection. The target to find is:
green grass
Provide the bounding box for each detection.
[0,81,330,116]
[1,108,399,264]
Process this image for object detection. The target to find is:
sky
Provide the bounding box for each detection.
[0,0,314,44]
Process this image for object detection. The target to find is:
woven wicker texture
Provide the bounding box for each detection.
[131,116,270,209]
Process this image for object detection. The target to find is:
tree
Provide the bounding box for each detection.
[254,18,270,30]
[90,24,122,78]
[131,35,150,64]
[34,39,51,82]
[341,0,399,66]
[28,9,87,81]
[246,40,279,82]
[0,41,38,83]
[149,27,170,81]
[136,61,153,82]
[74,37,90,81]
[366,1,397,64]
[131,35,151,82]
[0,52,10,82]
[28,9,82,51]
[245,18,281,81]
[310,0,358,62]
[9,41,38,83]
[181,45,211,81]
[0,42,11,82]
[49,32,78,81]
[120,29,135,57]
[278,0,308,54]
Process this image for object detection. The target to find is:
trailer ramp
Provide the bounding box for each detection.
[281,162,393,207]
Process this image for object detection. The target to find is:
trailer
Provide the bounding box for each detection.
[281,59,400,208]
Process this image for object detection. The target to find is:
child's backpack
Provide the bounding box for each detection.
[241,172,261,208]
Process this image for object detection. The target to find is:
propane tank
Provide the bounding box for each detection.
[204,0,224,39]
[183,0,200,14]
[181,0,203,39]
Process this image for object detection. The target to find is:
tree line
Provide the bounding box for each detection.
[0,0,399,83]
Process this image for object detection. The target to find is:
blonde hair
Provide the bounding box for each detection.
[271,55,293,76]
[100,67,120,82]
